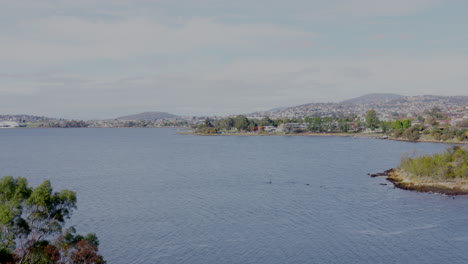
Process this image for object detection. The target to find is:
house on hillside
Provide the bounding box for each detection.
[262,126,277,132]
[283,123,307,129]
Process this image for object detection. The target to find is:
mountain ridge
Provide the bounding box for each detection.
[116,112,178,121]
[340,93,404,105]
[248,94,468,119]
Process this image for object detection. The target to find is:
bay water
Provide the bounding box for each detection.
[1,128,467,263]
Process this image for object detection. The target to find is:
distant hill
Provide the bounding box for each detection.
[247,94,468,119]
[116,112,178,121]
[268,106,289,112]
[341,93,404,105]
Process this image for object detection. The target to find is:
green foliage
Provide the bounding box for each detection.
[0,176,32,252]
[365,109,380,130]
[456,129,468,141]
[0,176,105,263]
[393,129,403,138]
[402,119,412,129]
[391,119,411,131]
[204,118,213,127]
[200,115,257,133]
[380,121,391,133]
[215,117,235,130]
[43,120,89,128]
[234,115,254,131]
[392,120,403,130]
[338,120,350,133]
[258,117,274,127]
[386,119,467,142]
[197,126,218,134]
[403,125,421,141]
[400,146,468,180]
[194,114,468,140]
[428,126,467,142]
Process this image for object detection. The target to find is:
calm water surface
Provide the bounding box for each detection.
[1,128,467,264]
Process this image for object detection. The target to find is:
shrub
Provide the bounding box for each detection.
[399,146,468,180]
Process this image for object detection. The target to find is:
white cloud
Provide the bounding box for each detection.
[2,55,466,118]
[0,0,443,24]
[0,0,465,118]
[0,16,311,67]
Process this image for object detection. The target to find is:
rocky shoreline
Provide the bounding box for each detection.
[370,169,468,196]
[181,131,467,144]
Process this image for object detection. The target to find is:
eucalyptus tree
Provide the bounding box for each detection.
[234,115,252,131]
[365,109,380,130]
[0,176,105,264]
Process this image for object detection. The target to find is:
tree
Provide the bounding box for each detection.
[402,119,412,129]
[338,120,350,133]
[0,176,105,264]
[204,118,213,128]
[365,110,380,130]
[380,121,391,133]
[258,117,273,127]
[403,125,421,141]
[218,117,235,130]
[233,115,251,131]
[392,120,403,130]
[305,117,323,132]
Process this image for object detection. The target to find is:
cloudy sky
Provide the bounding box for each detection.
[1,0,467,119]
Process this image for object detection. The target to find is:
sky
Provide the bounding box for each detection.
[0,0,467,119]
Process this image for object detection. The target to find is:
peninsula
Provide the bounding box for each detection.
[189,108,468,144]
[372,146,468,195]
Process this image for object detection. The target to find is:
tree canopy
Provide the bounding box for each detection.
[365,109,380,130]
[0,176,105,264]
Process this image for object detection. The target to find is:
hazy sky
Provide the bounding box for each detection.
[1,0,467,119]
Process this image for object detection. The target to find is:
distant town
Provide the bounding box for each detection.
[1,93,468,143]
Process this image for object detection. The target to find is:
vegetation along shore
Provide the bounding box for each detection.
[188,108,468,144]
[371,145,468,195]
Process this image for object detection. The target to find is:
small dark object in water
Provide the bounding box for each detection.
[305,183,310,186]
[379,183,387,186]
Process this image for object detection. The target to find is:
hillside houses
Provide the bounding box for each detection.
[248,95,468,124]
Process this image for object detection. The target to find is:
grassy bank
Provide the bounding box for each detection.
[181,130,467,144]
[372,146,468,195]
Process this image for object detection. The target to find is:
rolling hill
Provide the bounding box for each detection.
[340,93,403,105]
[116,112,178,121]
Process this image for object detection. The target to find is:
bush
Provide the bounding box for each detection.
[399,146,468,180]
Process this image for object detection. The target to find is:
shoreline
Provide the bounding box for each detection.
[4,128,467,145]
[180,131,466,144]
[371,168,468,196]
